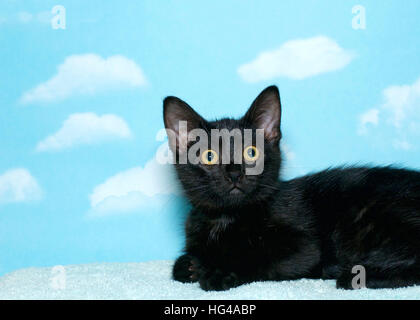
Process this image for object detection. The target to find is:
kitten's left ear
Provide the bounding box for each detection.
[243,85,282,141]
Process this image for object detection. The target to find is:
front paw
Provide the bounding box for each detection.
[172,254,200,283]
[199,269,240,291]
[336,274,356,290]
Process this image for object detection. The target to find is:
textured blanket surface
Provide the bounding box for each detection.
[0,260,419,299]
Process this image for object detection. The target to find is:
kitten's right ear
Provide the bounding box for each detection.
[163,96,206,153]
[243,85,282,142]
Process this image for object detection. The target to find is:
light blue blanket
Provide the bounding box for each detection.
[0,260,418,299]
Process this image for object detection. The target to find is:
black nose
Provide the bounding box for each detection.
[229,171,242,183]
[226,164,242,184]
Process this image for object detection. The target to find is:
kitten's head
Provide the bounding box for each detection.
[163,86,282,210]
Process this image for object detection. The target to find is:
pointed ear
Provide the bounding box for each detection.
[243,85,282,141]
[163,96,207,153]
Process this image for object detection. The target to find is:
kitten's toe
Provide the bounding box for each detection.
[199,269,240,291]
[336,275,355,290]
[172,254,198,283]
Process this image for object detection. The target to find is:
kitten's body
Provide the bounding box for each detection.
[164,86,420,290]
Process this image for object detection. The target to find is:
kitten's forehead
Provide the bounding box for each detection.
[208,118,248,131]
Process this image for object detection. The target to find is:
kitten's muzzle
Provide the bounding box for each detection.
[228,186,244,195]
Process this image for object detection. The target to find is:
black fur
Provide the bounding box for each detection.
[164,86,420,291]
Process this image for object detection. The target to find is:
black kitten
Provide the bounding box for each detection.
[164,86,420,291]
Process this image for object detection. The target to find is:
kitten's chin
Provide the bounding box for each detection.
[224,190,249,206]
[187,187,256,209]
[228,186,244,195]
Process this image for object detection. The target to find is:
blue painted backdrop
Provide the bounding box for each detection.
[0,0,419,275]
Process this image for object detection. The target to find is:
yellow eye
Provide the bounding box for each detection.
[243,146,259,162]
[201,149,218,165]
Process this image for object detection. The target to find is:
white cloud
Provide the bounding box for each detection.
[21,54,147,104]
[358,77,420,150]
[0,169,43,204]
[88,156,181,217]
[280,141,306,178]
[17,11,52,24]
[382,78,420,128]
[17,12,33,23]
[36,113,132,152]
[1,10,52,26]
[393,139,414,151]
[358,108,379,135]
[281,142,296,161]
[238,36,355,82]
